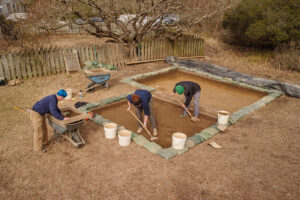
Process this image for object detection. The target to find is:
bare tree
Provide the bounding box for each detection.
[21,0,240,44]
[56,0,184,44]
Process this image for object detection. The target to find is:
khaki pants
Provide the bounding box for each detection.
[135,99,157,129]
[30,111,48,151]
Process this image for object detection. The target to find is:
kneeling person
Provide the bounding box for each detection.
[127,89,158,136]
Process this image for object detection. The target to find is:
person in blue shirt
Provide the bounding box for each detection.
[30,89,70,152]
[127,89,158,136]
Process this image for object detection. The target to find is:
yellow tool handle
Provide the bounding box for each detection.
[14,106,29,115]
[174,95,193,118]
[128,109,153,137]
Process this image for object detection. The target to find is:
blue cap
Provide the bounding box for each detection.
[57,89,67,97]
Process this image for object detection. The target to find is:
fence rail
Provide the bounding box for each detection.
[0,36,203,81]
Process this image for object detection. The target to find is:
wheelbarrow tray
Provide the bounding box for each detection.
[87,74,110,84]
[84,68,111,76]
[46,106,90,128]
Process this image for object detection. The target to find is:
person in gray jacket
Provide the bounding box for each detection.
[172,81,201,120]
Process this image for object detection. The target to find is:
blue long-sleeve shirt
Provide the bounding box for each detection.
[32,94,64,120]
[127,90,152,116]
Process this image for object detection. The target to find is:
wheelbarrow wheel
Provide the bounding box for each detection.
[70,132,82,143]
[86,88,94,93]
[86,83,95,93]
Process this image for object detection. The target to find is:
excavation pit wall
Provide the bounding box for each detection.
[79,66,282,160]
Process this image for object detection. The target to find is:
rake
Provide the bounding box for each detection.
[127,109,158,141]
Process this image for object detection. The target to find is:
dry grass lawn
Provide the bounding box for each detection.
[0,38,299,200]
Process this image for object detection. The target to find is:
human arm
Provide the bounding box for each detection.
[127,100,132,111]
[143,115,149,127]
[172,83,178,95]
[184,89,193,107]
[49,100,64,120]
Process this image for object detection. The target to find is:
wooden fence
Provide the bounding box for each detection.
[0,37,203,81]
[0,44,126,81]
[128,37,204,63]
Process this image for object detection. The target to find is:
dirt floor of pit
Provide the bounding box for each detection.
[92,98,216,148]
[138,69,267,113]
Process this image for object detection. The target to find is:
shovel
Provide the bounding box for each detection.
[127,109,158,141]
[174,95,199,123]
[14,106,29,115]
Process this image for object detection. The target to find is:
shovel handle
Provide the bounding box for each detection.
[14,106,29,115]
[174,96,193,118]
[128,109,154,138]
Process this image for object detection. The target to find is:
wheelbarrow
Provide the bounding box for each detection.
[84,69,111,93]
[47,118,86,148]
[46,106,93,148]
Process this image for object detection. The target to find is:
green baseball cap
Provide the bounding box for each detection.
[175,85,184,95]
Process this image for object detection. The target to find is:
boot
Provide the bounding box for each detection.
[137,127,143,134]
[153,128,158,136]
[180,113,187,118]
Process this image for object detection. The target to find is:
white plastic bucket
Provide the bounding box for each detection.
[118,130,132,146]
[172,133,187,150]
[65,89,72,100]
[218,111,230,125]
[104,123,117,139]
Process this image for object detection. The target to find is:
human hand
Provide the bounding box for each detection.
[64,117,70,121]
[127,106,131,111]
[171,93,175,96]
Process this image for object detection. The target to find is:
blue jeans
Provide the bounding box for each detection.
[184,91,201,117]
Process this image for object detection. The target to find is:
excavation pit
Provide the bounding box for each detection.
[136,69,268,113]
[91,98,216,148]
[86,66,282,159]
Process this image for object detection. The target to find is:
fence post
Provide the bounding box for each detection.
[19,53,27,79]
[200,39,204,56]
[2,54,11,81]
[79,46,85,63]
[150,40,154,60]
[29,50,38,77]
[90,45,95,61]
[0,55,5,79]
[25,52,32,78]
[84,46,89,61]
[34,50,42,77]
[138,43,141,61]
[40,48,48,76]
[49,47,57,75]
[193,36,197,56]
[8,53,16,80]
[53,47,61,74]
[58,48,66,72]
